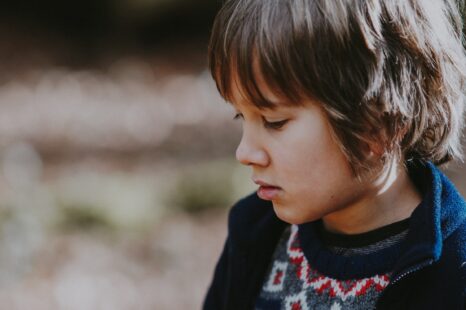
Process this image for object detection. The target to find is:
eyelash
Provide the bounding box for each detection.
[264,119,288,130]
[233,113,243,120]
[233,113,288,130]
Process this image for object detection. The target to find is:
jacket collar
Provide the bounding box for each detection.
[391,161,466,271]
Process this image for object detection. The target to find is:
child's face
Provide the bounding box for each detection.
[230,78,372,225]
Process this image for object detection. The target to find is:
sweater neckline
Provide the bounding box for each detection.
[298,208,422,280]
[316,217,410,248]
[297,216,414,280]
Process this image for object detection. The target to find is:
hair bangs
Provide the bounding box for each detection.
[209,0,310,109]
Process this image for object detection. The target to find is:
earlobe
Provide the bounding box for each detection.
[361,138,383,159]
[366,128,387,158]
[368,142,384,157]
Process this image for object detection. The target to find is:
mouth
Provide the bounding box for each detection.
[253,179,282,201]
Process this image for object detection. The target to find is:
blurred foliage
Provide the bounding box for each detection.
[0,206,13,228]
[56,202,114,233]
[0,0,223,70]
[165,161,236,214]
[0,0,222,41]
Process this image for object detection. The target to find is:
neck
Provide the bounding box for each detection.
[322,162,422,234]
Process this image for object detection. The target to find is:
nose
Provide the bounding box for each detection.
[235,132,269,167]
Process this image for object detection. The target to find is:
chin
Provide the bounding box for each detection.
[272,202,319,225]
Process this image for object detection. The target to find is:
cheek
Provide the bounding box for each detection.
[279,134,347,177]
[285,116,341,160]
[276,130,354,196]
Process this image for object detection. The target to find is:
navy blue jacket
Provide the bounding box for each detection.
[203,162,466,309]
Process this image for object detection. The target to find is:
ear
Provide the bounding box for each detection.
[367,140,385,157]
[366,126,390,158]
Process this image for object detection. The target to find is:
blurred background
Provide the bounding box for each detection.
[0,1,255,309]
[0,1,464,309]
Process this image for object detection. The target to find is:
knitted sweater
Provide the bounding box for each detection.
[203,162,466,309]
[255,218,410,309]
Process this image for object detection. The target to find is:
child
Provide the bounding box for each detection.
[203,0,466,309]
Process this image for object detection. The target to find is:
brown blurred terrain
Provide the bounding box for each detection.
[0,56,256,309]
[0,1,464,309]
[0,2,255,309]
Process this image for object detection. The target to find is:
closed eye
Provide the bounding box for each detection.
[233,113,288,130]
[263,119,288,130]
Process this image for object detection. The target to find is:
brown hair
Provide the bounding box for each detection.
[208,0,466,176]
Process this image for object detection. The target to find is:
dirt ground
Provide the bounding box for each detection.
[0,209,228,310]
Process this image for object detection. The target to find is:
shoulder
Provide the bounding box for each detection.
[425,216,466,302]
[432,164,466,288]
[405,162,465,290]
[227,192,288,249]
[441,218,466,283]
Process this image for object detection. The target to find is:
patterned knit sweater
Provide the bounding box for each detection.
[255,218,410,310]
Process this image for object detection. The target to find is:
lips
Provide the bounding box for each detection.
[253,179,282,201]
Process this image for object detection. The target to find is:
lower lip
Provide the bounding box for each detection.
[257,186,282,200]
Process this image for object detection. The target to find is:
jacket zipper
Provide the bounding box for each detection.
[376,259,434,308]
[389,259,434,286]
